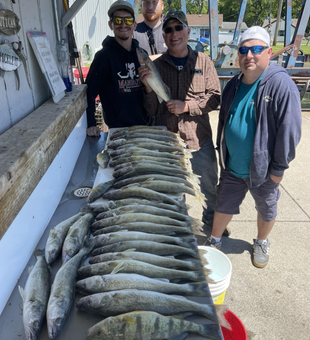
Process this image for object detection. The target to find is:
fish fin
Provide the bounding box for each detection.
[190,226,206,237]
[123,248,137,252]
[156,94,164,103]
[163,82,171,101]
[18,286,25,302]
[111,262,125,274]
[33,249,44,258]
[176,332,189,340]
[27,265,34,275]
[215,305,231,329]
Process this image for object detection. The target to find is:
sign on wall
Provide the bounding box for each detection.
[27,31,66,103]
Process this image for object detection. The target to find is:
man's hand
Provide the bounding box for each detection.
[166,100,189,115]
[270,174,283,184]
[138,65,152,93]
[87,126,101,137]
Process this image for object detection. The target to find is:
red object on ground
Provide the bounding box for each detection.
[220,310,247,340]
[73,67,89,84]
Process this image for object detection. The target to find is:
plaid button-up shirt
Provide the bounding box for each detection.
[143,47,221,150]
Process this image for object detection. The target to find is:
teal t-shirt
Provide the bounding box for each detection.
[225,75,263,177]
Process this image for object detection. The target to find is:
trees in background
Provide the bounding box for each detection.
[161,0,309,34]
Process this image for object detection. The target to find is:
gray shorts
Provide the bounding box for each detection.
[216,168,281,222]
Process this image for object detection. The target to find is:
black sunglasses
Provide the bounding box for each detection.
[239,45,269,55]
[112,16,134,26]
[163,24,185,34]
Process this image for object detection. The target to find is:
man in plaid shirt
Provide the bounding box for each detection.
[139,10,228,236]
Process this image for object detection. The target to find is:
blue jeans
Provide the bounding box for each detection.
[190,138,218,224]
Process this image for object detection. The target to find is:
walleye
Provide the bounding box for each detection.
[92,231,195,248]
[92,198,186,214]
[138,180,207,208]
[95,204,191,221]
[110,147,192,160]
[110,132,181,144]
[62,212,94,263]
[107,136,186,149]
[92,223,193,236]
[101,186,184,208]
[110,127,180,139]
[86,311,222,340]
[76,290,224,325]
[47,239,95,339]
[96,149,110,168]
[113,164,198,182]
[89,251,204,271]
[86,179,115,203]
[45,211,85,264]
[78,260,207,282]
[136,47,171,103]
[113,173,199,191]
[18,250,50,340]
[76,273,209,296]
[91,212,192,229]
[109,141,188,155]
[90,240,200,258]
[109,155,190,169]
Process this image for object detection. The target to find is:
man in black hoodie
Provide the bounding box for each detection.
[86,0,150,136]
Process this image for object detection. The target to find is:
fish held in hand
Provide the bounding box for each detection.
[137,47,171,103]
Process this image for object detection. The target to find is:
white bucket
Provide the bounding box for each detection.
[198,245,232,304]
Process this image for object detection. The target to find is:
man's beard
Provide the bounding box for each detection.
[119,36,130,41]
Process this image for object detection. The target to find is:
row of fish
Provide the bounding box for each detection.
[18,125,227,340]
[75,126,227,339]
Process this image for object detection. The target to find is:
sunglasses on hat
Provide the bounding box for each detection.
[112,16,134,26]
[238,45,269,55]
[163,24,185,34]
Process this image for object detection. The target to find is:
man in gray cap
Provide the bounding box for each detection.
[204,26,302,268]
[85,0,150,136]
[139,10,222,236]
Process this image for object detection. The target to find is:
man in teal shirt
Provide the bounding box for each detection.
[205,26,302,268]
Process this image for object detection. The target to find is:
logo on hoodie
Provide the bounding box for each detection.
[117,62,141,92]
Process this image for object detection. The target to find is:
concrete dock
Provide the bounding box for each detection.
[188,110,310,340]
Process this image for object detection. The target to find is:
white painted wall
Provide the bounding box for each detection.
[0,113,87,315]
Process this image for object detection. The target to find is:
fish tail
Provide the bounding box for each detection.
[187,281,209,296]
[215,305,231,329]
[183,149,193,158]
[194,190,207,209]
[198,249,209,266]
[33,249,45,258]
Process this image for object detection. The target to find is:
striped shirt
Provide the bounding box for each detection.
[143,47,221,150]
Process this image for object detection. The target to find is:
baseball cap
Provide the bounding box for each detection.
[163,10,188,28]
[108,0,135,19]
[238,26,271,47]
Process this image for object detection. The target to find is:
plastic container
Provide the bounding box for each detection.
[221,310,247,340]
[198,245,232,304]
[73,67,90,84]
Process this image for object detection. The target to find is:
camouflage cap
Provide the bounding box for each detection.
[163,10,188,28]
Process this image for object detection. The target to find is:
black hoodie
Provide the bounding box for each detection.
[86,36,150,128]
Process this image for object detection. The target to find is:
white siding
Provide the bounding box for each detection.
[72,0,115,60]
